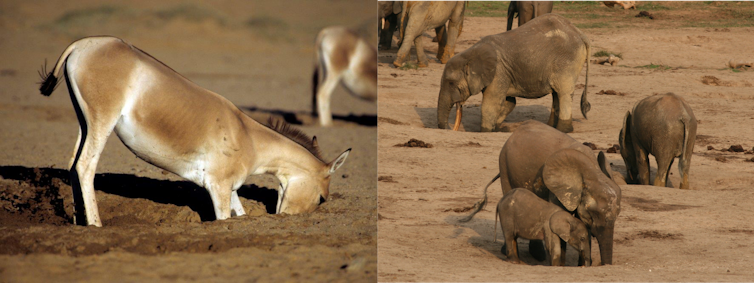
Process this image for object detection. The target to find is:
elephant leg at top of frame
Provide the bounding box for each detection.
[414,35,430,68]
[529,240,548,262]
[435,25,447,59]
[317,75,340,126]
[438,21,461,64]
[207,185,233,221]
[496,96,517,132]
[634,144,651,186]
[547,92,561,127]
[230,190,246,217]
[393,35,414,67]
[653,155,674,188]
[554,89,575,133]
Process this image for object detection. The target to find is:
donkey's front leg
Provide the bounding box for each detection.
[230,190,246,217]
[207,184,232,221]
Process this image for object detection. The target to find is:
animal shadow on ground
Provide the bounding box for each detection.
[0,166,279,221]
[447,215,585,266]
[415,104,552,132]
[243,106,376,127]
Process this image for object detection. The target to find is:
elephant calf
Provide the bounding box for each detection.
[620,93,697,189]
[496,188,591,266]
[436,14,591,133]
[462,120,621,265]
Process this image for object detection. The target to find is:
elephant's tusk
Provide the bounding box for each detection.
[452,103,462,131]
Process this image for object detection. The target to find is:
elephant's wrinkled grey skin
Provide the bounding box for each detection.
[495,189,591,266]
[619,93,697,189]
[506,1,554,31]
[462,120,621,265]
[379,1,401,50]
[393,1,466,68]
[436,14,591,133]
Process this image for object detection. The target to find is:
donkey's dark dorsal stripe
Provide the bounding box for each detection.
[265,117,323,161]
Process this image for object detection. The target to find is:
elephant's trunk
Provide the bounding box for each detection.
[595,225,615,265]
[437,91,453,130]
[452,103,462,131]
[581,246,592,267]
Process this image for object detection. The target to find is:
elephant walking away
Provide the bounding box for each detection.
[620,93,697,189]
[393,1,466,68]
[461,120,621,265]
[436,14,591,133]
[507,1,554,31]
[495,189,591,266]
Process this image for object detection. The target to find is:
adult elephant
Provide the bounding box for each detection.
[507,1,554,30]
[393,1,466,68]
[436,14,590,133]
[461,120,622,265]
[378,1,401,50]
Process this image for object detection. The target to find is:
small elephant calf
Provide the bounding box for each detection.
[495,189,591,266]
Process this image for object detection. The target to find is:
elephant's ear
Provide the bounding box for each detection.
[393,1,402,14]
[597,151,612,179]
[550,212,571,242]
[464,46,496,96]
[543,148,594,212]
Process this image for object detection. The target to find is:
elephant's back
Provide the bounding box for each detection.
[632,93,692,155]
[500,121,578,192]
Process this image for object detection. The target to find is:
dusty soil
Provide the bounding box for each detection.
[378,2,754,282]
[0,0,376,281]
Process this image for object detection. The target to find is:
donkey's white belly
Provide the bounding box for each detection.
[114,114,207,185]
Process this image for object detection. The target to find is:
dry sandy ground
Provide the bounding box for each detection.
[377,5,754,282]
[0,0,376,281]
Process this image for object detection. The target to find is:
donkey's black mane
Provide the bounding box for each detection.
[266,117,323,161]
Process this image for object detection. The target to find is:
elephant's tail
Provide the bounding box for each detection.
[494,201,499,242]
[679,108,692,178]
[580,34,591,119]
[459,173,500,222]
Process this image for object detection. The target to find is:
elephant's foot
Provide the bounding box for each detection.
[495,125,513,132]
[528,240,547,262]
[439,50,454,64]
[393,59,405,68]
[555,119,574,133]
[680,178,690,190]
[418,60,429,68]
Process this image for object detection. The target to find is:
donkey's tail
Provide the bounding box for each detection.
[459,173,500,222]
[39,41,78,96]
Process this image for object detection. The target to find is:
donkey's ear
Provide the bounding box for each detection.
[328,148,351,174]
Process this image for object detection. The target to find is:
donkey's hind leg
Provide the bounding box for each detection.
[66,72,120,227]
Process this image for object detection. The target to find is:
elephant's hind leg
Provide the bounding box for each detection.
[496,97,517,132]
[547,92,560,127]
[654,154,675,188]
[554,88,576,133]
[414,35,429,67]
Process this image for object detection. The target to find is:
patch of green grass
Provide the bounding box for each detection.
[636,64,671,70]
[593,50,623,59]
[465,1,510,18]
[575,22,611,29]
[398,62,419,70]
[153,4,228,25]
[641,2,673,11]
[553,1,602,12]
[54,5,130,26]
[731,69,742,73]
